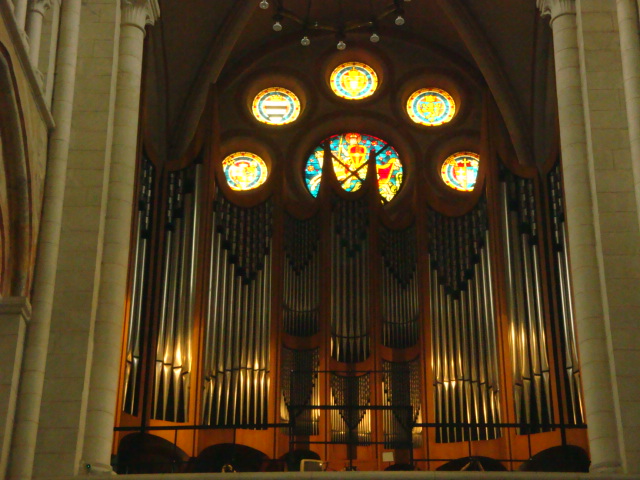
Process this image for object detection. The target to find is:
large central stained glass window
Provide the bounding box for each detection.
[304,133,403,203]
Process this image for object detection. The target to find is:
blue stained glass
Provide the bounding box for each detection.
[304,133,403,202]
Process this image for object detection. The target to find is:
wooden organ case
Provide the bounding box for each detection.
[115,43,588,472]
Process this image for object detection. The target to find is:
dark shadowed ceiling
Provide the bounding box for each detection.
[145,0,552,164]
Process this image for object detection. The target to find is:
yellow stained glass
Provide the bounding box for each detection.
[223,152,269,191]
[330,62,378,100]
[441,152,479,192]
[252,87,301,125]
[407,88,456,126]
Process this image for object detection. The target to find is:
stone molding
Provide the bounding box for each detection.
[0,296,32,321]
[28,0,51,16]
[121,0,160,33]
[537,0,576,23]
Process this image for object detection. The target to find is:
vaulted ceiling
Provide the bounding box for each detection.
[144,0,553,164]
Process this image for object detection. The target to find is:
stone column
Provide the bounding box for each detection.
[538,0,622,473]
[616,0,640,225]
[0,298,30,480]
[25,0,52,65]
[81,0,159,473]
[13,0,28,30]
[7,1,82,479]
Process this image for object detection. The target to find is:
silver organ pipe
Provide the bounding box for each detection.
[280,347,320,435]
[380,225,419,349]
[331,197,370,363]
[500,170,553,433]
[548,164,584,425]
[330,373,372,445]
[122,156,154,415]
[382,358,423,448]
[428,198,502,442]
[283,214,321,337]
[153,163,201,422]
[202,188,273,427]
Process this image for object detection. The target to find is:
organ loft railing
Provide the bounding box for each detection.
[116,134,586,471]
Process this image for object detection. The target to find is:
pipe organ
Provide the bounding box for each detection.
[500,169,553,433]
[331,196,370,364]
[427,198,502,443]
[122,155,154,416]
[117,142,586,469]
[283,213,321,337]
[202,188,273,427]
[153,163,202,422]
[380,225,420,349]
[547,164,584,426]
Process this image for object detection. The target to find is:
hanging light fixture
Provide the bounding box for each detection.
[260,0,409,49]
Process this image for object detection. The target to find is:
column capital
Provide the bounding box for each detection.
[121,0,160,33]
[537,0,576,23]
[0,296,32,321]
[28,0,51,16]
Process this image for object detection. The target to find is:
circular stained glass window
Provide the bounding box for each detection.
[441,152,479,192]
[407,88,456,126]
[223,152,269,191]
[330,62,378,100]
[304,133,403,203]
[252,87,301,125]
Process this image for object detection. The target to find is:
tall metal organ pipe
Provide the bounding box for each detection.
[153,163,202,422]
[331,196,370,363]
[548,164,584,425]
[122,156,154,415]
[428,198,502,442]
[500,170,553,433]
[202,188,273,427]
[280,347,320,435]
[380,224,420,349]
[283,213,321,337]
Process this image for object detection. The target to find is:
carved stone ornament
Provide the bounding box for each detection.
[28,0,52,16]
[537,0,576,22]
[121,0,160,32]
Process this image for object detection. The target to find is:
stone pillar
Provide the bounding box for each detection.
[25,0,52,66]
[13,0,28,30]
[81,0,159,473]
[0,298,30,480]
[616,0,640,225]
[538,0,623,473]
[7,1,82,479]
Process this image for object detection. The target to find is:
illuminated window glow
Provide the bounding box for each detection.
[252,87,301,125]
[223,152,269,191]
[407,88,456,126]
[330,62,378,100]
[304,133,403,203]
[441,152,479,192]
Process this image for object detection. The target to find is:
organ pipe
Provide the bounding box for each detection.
[122,156,154,415]
[380,225,420,349]
[548,164,584,425]
[500,170,553,433]
[280,347,320,435]
[153,163,201,422]
[428,198,502,442]
[283,213,321,337]
[382,358,423,448]
[331,196,370,363]
[330,373,372,445]
[202,187,273,427]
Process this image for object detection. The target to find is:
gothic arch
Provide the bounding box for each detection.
[0,43,32,296]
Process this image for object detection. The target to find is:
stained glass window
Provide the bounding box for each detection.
[223,152,269,191]
[407,88,456,126]
[304,133,403,203]
[441,152,479,192]
[330,62,378,100]
[252,87,301,125]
